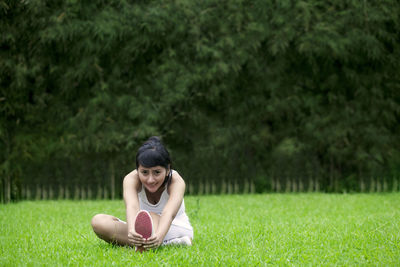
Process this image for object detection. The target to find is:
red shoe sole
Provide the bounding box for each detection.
[135,210,153,239]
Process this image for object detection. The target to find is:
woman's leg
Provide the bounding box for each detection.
[91,212,161,247]
[91,214,130,246]
[163,224,193,246]
[163,224,193,241]
[148,212,160,231]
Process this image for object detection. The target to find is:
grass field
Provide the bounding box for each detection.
[1,194,399,266]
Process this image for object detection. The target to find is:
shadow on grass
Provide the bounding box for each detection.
[96,241,189,253]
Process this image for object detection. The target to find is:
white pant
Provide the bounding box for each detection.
[164,223,194,242]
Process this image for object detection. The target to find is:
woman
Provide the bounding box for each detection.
[91,137,193,251]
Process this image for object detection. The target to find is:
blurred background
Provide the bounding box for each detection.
[1,0,399,202]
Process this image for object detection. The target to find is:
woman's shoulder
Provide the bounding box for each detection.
[167,170,186,195]
[171,169,184,181]
[124,169,138,180]
[167,169,185,192]
[123,169,141,191]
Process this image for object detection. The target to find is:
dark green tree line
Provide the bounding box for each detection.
[1,0,399,202]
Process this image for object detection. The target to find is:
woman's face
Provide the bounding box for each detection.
[138,165,169,193]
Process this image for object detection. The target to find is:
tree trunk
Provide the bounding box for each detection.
[220,180,226,194]
[96,184,102,199]
[188,183,194,195]
[276,178,281,192]
[6,175,11,202]
[299,179,304,192]
[393,178,398,192]
[205,180,210,195]
[211,181,217,194]
[58,184,64,200]
[369,177,375,193]
[110,160,115,200]
[0,178,3,203]
[198,180,204,195]
[308,176,314,192]
[329,156,334,192]
[244,179,249,194]
[234,180,239,194]
[250,180,255,194]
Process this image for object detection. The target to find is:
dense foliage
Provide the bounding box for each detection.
[1,0,400,201]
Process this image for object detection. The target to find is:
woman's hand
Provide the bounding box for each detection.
[142,233,163,249]
[127,230,145,247]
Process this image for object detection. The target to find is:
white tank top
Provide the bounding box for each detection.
[138,173,193,231]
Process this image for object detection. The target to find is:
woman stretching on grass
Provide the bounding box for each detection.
[91,137,193,251]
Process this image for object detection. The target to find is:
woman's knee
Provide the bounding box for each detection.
[91,214,111,234]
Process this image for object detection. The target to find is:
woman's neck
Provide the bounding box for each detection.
[144,185,165,205]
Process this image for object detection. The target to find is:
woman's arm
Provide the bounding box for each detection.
[144,171,186,248]
[123,170,143,246]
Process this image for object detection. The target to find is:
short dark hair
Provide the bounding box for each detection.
[135,136,171,170]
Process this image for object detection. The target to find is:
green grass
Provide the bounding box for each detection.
[1,194,399,266]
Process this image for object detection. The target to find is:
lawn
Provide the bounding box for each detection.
[1,194,399,266]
